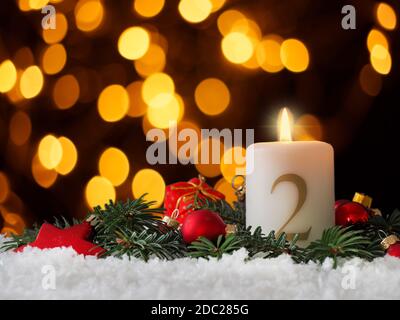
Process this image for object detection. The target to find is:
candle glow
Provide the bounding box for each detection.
[278,107,293,142]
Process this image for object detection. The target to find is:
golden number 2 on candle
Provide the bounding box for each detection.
[271,174,311,240]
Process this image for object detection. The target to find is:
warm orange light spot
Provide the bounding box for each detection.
[31,154,58,188]
[256,35,284,73]
[0,60,17,93]
[217,9,246,35]
[195,78,230,116]
[9,111,32,146]
[126,81,147,117]
[98,84,129,122]
[370,44,392,75]
[210,0,225,12]
[170,120,201,163]
[142,116,168,142]
[98,147,130,186]
[118,27,150,60]
[20,65,44,99]
[294,114,323,141]
[147,94,182,129]
[133,0,165,18]
[0,172,10,203]
[2,211,26,235]
[142,72,175,108]
[134,43,166,77]
[195,137,224,178]
[41,44,67,75]
[376,2,397,30]
[178,0,212,23]
[56,137,78,175]
[29,0,49,9]
[359,64,382,97]
[222,32,254,64]
[38,134,63,169]
[75,0,104,32]
[85,176,115,209]
[214,178,236,205]
[53,74,80,109]
[132,169,165,208]
[280,39,309,73]
[367,29,389,52]
[278,108,293,142]
[220,146,246,183]
[42,13,68,44]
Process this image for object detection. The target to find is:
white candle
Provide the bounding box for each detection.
[245,108,334,245]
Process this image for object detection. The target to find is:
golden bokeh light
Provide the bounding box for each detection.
[132,169,165,208]
[6,70,24,104]
[118,26,150,60]
[53,74,80,109]
[55,137,78,175]
[256,35,284,73]
[0,60,17,93]
[75,0,105,32]
[9,111,32,146]
[133,0,165,18]
[217,9,246,35]
[142,115,168,142]
[370,44,392,75]
[220,146,246,183]
[169,120,201,163]
[98,147,130,186]
[359,64,382,97]
[280,39,309,73]
[85,176,116,209]
[195,137,224,178]
[38,134,63,169]
[98,84,129,122]
[1,211,26,235]
[41,44,67,75]
[195,78,230,116]
[142,72,175,108]
[134,43,166,77]
[367,29,389,52]
[222,32,254,64]
[294,114,323,141]
[42,13,68,44]
[31,154,58,188]
[376,2,397,30]
[29,0,49,9]
[214,178,236,205]
[147,94,182,129]
[210,0,225,12]
[178,0,212,24]
[18,0,31,11]
[0,172,10,203]
[126,81,147,117]
[20,65,44,99]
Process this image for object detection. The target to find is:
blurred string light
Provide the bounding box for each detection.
[19,65,44,99]
[210,0,225,12]
[367,29,388,52]
[131,169,165,208]
[370,44,391,75]
[142,72,175,108]
[147,94,183,129]
[31,153,58,188]
[0,60,17,93]
[359,64,382,97]
[85,176,115,208]
[42,13,68,44]
[170,120,201,163]
[214,177,235,205]
[74,0,105,32]
[375,2,397,30]
[9,111,32,146]
[195,78,230,116]
[133,0,165,18]
[178,0,212,24]
[280,39,309,72]
[55,137,78,175]
[217,9,246,35]
[222,32,254,64]
[97,84,129,122]
[38,134,63,169]
[1,211,26,235]
[195,137,224,178]
[6,70,24,104]
[294,114,323,141]
[118,26,150,60]
[134,43,166,77]
[53,74,80,109]
[0,172,10,203]
[256,35,284,73]
[41,44,67,75]
[126,81,147,117]
[220,146,246,183]
[98,147,130,186]
[28,0,49,10]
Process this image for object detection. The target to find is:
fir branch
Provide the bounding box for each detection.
[194,199,246,226]
[188,235,242,259]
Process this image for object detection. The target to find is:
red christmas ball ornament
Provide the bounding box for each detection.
[335,201,369,226]
[335,199,350,210]
[181,209,226,244]
[387,243,400,258]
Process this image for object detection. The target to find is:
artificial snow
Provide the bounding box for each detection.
[0,235,399,299]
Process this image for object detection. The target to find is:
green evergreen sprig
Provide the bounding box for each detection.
[188,235,242,259]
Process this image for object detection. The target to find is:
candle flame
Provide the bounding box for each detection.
[278,108,293,142]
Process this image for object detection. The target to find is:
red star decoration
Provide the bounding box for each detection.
[15,222,105,257]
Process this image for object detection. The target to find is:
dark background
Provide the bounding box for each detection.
[0,0,399,228]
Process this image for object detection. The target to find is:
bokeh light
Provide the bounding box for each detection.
[118,26,150,60]
[0,172,10,203]
[19,65,44,99]
[133,0,165,18]
[367,29,388,52]
[31,154,58,188]
[29,0,49,10]
[9,111,32,146]
[98,147,130,186]
[294,114,323,141]
[214,178,236,205]
[42,13,68,44]
[376,2,397,30]
[217,9,246,35]
[170,120,201,163]
[280,39,309,73]
[132,169,165,208]
[55,137,78,175]
[210,0,225,12]
[41,44,67,75]
[195,137,224,178]
[178,0,212,24]
[370,44,392,75]
[85,176,116,209]
[53,74,80,109]
[126,81,147,117]
[1,211,25,235]
[38,134,63,169]
[359,64,382,97]
[220,146,246,183]
[195,78,230,116]
[98,84,129,122]
[256,35,284,73]
[75,0,105,32]
[222,32,254,64]
[0,60,17,93]
[147,94,182,128]
[142,72,175,108]
[134,43,166,77]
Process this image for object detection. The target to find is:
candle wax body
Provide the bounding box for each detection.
[246,141,334,245]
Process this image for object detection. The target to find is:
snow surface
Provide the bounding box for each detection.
[1,236,400,299]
